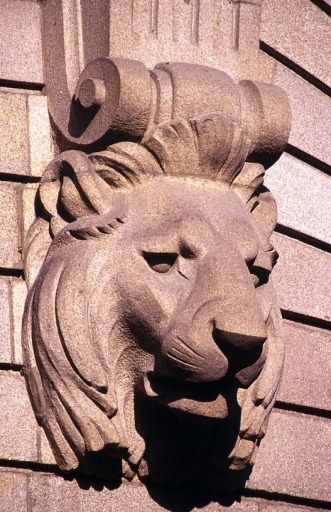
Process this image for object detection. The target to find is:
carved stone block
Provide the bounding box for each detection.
[0,183,22,268]
[22,57,290,491]
[0,372,38,462]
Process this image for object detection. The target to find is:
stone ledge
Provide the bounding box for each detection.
[257,501,327,512]
[25,471,329,511]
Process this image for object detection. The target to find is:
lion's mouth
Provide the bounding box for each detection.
[140,371,238,421]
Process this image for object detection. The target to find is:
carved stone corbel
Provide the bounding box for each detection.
[21,0,291,493]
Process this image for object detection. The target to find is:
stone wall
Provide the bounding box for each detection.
[0,0,330,510]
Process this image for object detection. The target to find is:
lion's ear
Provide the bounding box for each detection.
[23,151,114,289]
[40,150,113,233]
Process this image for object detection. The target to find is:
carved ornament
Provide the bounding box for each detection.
[22,54,291,490]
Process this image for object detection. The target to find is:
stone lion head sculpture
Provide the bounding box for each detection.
[22,113,284,491]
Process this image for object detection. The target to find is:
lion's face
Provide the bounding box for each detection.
[72,176,271,422]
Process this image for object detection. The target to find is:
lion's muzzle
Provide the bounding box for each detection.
[157,246,268,386]
[160,299,267,384]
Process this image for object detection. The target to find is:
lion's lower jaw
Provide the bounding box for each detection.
[133,387,245,491]
[156,395,229,422]
[140,372,236,422]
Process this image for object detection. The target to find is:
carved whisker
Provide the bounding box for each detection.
[167,347,198,368]
[175,336,205,360]
[167,352,200,371]
[178,270,189,280]
[69,216,125,240]
[69,227,106,240]
[168,346,201,366]
[96,225,114,234]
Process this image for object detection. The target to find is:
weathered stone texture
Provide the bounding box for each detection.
[37,428,56,466]
[21,90,287,484]
[0,0,43,84]
[259,504,326,512]
[0,471,28,512]
[26,473,329,511]
[0,184,22,268]
[11,279,27,365]
[22,184,38,238]
[272,63,331,166]
[0,91,52,177]
[279,321,331,411]
[272,233,331,322]
[261,0,331,89]
[265,153,331,245]
[108,0,261,80]
[27,474,256,511]
[28,95,53,177]
[248,409,331,501]
[0,371,37,462]
[0,91,29,176]
[0,279,12,364]
[0,276,27,366]
[0,2,328,510]
[258,50,276,84]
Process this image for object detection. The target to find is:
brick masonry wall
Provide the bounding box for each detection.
[0,0,330,511]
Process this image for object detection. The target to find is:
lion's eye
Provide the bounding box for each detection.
[143,252,178,273]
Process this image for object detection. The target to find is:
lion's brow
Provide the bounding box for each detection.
[68,216,125,241]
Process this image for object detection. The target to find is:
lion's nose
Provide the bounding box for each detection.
[212,301,267,350]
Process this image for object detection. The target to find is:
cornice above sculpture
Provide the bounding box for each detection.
[22,50,291,491]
